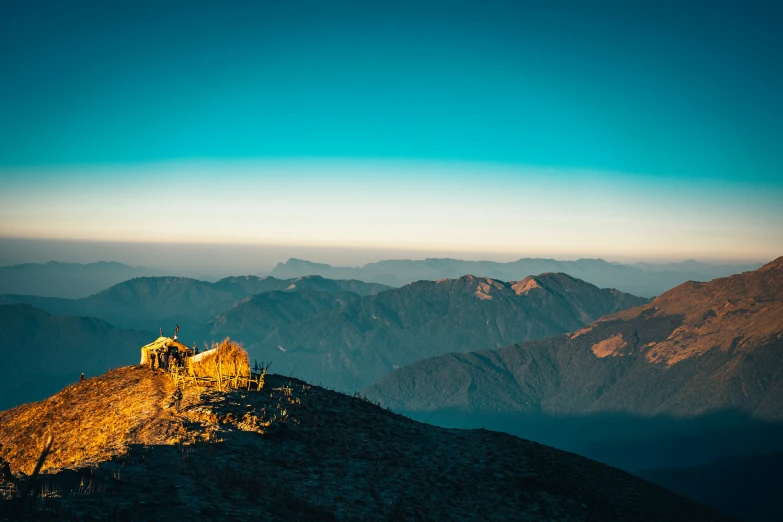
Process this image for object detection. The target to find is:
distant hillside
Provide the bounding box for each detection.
[638,452,783,522]
[271,257,762,297]
[0,261,163,298]
[223,273,647,391]
[211,274,390,298]
[0,304,150,410]
[364,257,783,471]
[207,288,360,341]
[0,275,392,338]
[0,367,730,521]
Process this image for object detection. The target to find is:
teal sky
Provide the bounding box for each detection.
[1,1,781,261]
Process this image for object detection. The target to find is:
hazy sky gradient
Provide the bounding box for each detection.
[1,1,781,262]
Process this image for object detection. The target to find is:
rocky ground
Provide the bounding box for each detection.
[0,366,733,521]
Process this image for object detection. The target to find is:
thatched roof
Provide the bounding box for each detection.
[140,337,192,364]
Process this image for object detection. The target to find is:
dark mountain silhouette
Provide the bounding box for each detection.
[0,304,150,410]
[270,256,762,297]
[638,451,783,522]
[364,257,783,472]
[0,367,731,521]
[0,261,163,298]
[0,275,391,337]
[221,273,647,391]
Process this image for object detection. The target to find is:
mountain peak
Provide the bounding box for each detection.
[512,276,542,295]
[759,255,783,272]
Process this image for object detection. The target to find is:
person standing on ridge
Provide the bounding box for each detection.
[172,387,183,412]
[79,373,84,383]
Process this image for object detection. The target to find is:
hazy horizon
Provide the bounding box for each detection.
[2,1,781,268]
[0,236,773,280]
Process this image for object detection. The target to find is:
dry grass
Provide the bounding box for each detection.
[189,338,250,383]
[0,366,176,474]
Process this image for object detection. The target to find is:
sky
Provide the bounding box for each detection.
[1,0,781,265]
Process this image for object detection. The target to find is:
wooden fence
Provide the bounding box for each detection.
[165,365,266,391]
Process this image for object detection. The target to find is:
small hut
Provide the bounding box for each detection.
[140,336,192,366]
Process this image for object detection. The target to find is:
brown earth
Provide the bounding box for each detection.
[0,366,731,521]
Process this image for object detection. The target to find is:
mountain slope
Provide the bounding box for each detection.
[0,261,163,298]
[228,273,647,391]
[364,257,783,469]
[207,288,360,342]
[0,366,731,521]
[0,304,150,410]
[638,452,783,522]
[271,256,762,297]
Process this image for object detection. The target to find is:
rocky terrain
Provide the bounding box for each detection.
[0,366,731,521]
[231,273,647,391]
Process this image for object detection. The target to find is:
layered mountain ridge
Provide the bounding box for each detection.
[0,274,392,334]
[366,257,783,419]
[271,256,763,297]
[223,272,648,391]
[363,258,783,489]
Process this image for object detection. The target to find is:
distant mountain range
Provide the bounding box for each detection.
[0,275,392,337]
[0,261,164,298]
[0,275,391,410]
[217,273,648,391]
[0,304,151,410]
[0,272,646,409]
[364,257,783,473]
[270,257,763,297]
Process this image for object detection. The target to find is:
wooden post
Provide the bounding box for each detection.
[217,359,222,392]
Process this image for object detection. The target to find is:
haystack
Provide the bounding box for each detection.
[188,338,250,383]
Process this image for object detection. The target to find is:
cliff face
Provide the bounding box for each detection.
[0,366,729,521]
